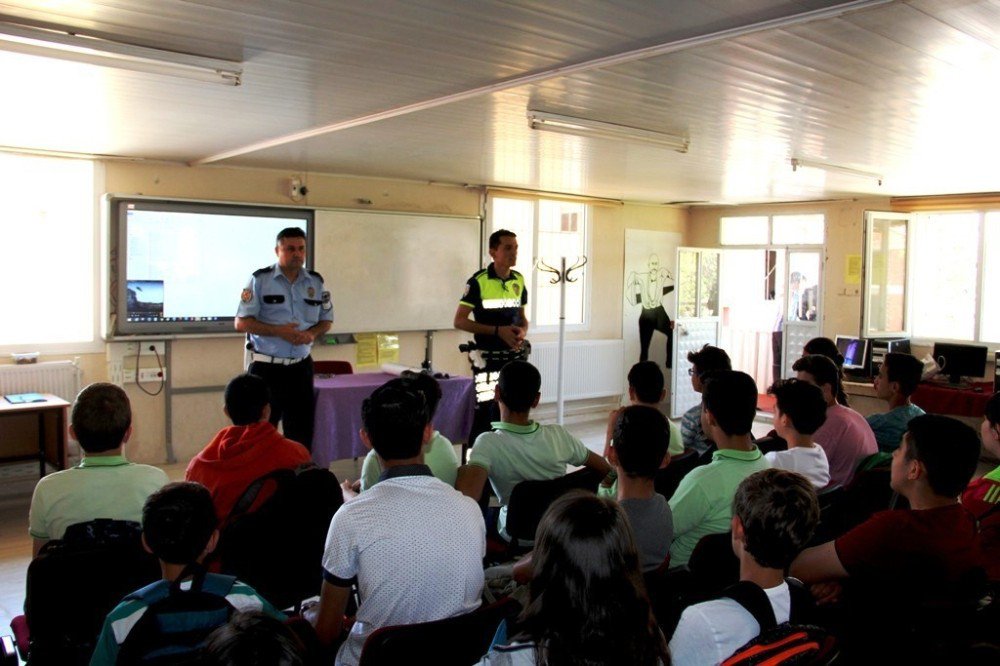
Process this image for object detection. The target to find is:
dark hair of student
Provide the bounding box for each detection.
[701,370,758,436]
[497,361,542,413]
[361,381,429,461]
[514,491,668,665]
[399,370,443,418]
[767,379,827,435]
[612,406,670,479]
[882,352,924,397]
[792,354,844,406]
[627,361,665,404]
[71,382,132,453]
[143,482,218,565]
[686,344,732,375]
[275,227,306,243]
[904,415,981,498]
[801,338,849,406]
[202,611,306,666]
[986,392,1000,427]
[224,374,270,426]
[489,228,517,250]
[733,469,819,569]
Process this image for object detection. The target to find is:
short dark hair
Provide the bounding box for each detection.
[71,383,132,453]
[612,406,670,479]
[361,380,429,461]
[882,352,924,396]
[904,415,980,498]
[767,379,827,435]
[627,362,664,404]
[143,482,217,565]
[203,611,306,666]
[985,392,1000,427]
[702,371,758,436]
[276,227,306,243]
[399,371,442,418]
[497,361,541,413]
[687,345,732,375]
[792,354,841,397]
[734,469,819,569]
[803,337,844,368]
[489,229,516,250]
[224,374,270,426]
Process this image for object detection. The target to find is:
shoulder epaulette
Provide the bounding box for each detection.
[510,269,524,279]
[252,265,272,277]
[308,269,325,281]
[473,268,489,279]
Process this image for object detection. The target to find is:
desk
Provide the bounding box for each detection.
[0,394,69,477]
[912,381,993,418]
[312,373,475,468]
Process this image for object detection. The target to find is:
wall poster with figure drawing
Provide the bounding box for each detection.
[622,230,682,392]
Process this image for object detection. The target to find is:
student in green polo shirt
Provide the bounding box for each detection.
[456,361,611,541]
[28,383,169,556]
[668,371,770,568]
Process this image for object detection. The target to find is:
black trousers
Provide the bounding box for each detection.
[638,305,673,368]
[248,356,315,450]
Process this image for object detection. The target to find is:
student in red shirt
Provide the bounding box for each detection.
[962,391,1000,579]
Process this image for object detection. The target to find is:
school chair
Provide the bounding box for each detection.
[313,360,354,375]
[653,447,703,501]
[501,468,603,552]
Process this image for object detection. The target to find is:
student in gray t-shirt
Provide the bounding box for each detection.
[608,405,674,572]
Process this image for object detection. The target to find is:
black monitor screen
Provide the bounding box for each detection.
[932,343,988,384]
[835,336,868,371]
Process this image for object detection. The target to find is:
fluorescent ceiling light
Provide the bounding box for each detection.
[791,158,882,186]
[528,110,689,153]
[0,21,242,85]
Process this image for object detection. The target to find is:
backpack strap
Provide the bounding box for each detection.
[722,581,778,632]
[224,468,295,524]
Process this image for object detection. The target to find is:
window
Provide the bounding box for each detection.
[488,196,590,329]
[863,209,998,343]
[0,154,101,352]
[720,214,825,245]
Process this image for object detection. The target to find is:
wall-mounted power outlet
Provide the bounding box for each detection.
[122,368,167,383]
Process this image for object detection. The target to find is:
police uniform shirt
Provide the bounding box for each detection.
[459,264,527,351]
[237,264,333,359]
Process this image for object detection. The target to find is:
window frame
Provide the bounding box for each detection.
[719,213,825,246]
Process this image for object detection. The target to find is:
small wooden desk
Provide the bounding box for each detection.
[0,394,69,477]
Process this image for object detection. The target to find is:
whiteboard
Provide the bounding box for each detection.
[314,209,481,333]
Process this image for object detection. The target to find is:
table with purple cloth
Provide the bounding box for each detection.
[312,372,475,468]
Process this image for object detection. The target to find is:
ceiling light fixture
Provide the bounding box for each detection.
[791,158,882,186]
[0,20,242,85]
[528,110,689,153]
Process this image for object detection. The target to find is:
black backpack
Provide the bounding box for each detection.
[720,579,838,666]
[116,565,238,665]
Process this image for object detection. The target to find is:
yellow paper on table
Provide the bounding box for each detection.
[377,334,400,364]
[355,333,378,368]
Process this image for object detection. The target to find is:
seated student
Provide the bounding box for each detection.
[478,492,668,665]
[764,379,831,489]
[455,361,610,540]
[186,374,313,521]
[802,337,849,406]
[962,392,1000,580]
[790,415,983,624]
[668,371,770,569]
[792,354,876,488]
[29,383,169,556]
[681,345,732,454]
[670,469,820,665]
[352,371,459,494]
[311,380,485,666]
[91,482,284,664]
[866,352,926,452]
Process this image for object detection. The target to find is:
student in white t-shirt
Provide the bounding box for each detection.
[764,379,832,489]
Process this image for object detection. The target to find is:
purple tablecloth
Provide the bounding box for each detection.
[312,372,475,467]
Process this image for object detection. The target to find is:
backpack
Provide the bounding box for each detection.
[720,579,838,666]
[116,564,238,665]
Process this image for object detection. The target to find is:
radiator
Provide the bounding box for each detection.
[531,340,625,404]
[0,360,82,402]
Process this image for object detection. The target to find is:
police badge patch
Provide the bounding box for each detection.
[308,286,315,298]
[241,288,252,303]
[512,284,520,295]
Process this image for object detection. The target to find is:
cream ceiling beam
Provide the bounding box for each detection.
[192,0,894,166]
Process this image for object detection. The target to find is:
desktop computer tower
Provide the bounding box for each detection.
[869,338,911,376]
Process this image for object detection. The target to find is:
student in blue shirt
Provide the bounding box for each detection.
[866,352,925,452]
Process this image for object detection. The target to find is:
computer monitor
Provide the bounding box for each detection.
[835,335,869,372]
[932,342,988,385]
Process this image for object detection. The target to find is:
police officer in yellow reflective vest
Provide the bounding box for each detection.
[454,229,530,448]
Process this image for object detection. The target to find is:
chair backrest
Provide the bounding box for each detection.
[25,519,161,666]
[754,435,788,455]
[653,447,702,501]
[314,360,354,375]
[809,484,847,545]
[358,597,521,666]
[687,531,739,598]
[504,468,602,544]
[218,465,344,610]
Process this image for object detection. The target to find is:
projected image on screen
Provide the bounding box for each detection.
[126,280,164,320]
